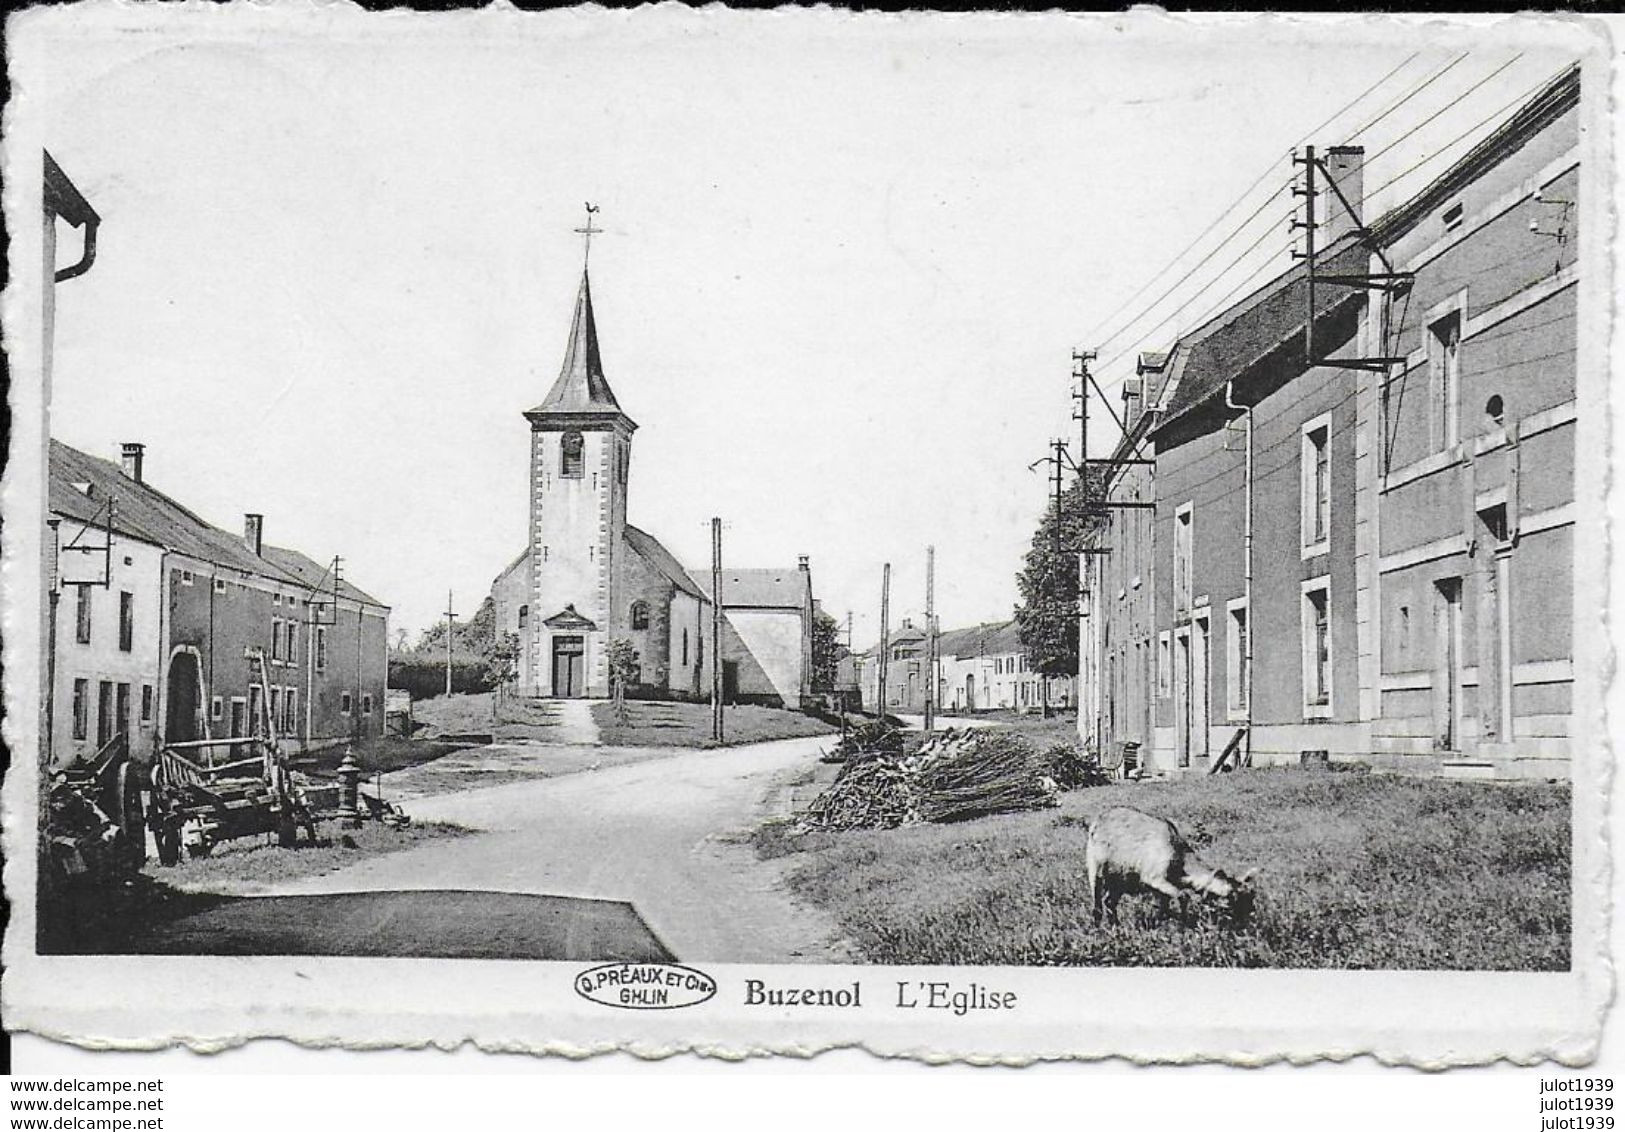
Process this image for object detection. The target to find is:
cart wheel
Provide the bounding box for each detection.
[115,763,147,871]
[156,822,181,867]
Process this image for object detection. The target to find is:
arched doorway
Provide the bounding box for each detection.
[165,650,202,743]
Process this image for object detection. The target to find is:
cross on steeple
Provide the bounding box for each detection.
[575,202,602,266]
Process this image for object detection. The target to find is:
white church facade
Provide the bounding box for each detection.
[490,262,816,707]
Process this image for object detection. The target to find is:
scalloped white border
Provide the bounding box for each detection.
[1,4,1612,1067]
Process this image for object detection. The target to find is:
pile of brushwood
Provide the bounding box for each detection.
[820,719,905,764]
[1042,741,1114,790]
[802,728,1060,831]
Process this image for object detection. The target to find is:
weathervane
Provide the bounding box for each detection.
[575,202,602,265]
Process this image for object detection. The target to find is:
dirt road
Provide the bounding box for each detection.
[260,735,851,964]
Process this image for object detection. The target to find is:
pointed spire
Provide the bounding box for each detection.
[527,269,627,419]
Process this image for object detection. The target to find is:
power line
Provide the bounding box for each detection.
[1345,52,1470,143]
[1362,53,1524,165]
[1080,52,1421,357]
[1365,64,1570,203]
[1094,215,1290,378]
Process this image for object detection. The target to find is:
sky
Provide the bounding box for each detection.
[24,7,1582,647]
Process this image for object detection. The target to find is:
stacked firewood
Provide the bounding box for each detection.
[801,728,1059,831]
[820,719,905,764]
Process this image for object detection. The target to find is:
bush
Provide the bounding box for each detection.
[388,658,497,701]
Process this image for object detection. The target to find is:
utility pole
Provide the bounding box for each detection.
[443,589,456,698]
[877,563,891,721]
[924,546,936,733]
[1292,144,1318,362]
[711,517,724,743]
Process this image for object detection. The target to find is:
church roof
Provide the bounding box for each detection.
[526,270,632,422]
[625,525,706,600]
[687,566,811,611]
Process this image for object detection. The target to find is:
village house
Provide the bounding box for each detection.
[1078,352,1167,768]
[490,257,816,707]
[855,617,1073,715]
[46,439,390,770]
[1082,66,1579,778]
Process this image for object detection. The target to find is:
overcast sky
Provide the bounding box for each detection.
[26,7,1581,645]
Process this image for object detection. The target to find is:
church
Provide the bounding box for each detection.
[490,244,817,708]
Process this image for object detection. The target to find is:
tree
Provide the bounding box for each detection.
[606,637,638,724]
[1014,468,1108,683]
[810,610,843,693]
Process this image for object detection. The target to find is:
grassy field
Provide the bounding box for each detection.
[411,691,497,734]
[757,767,1570,970]
[592,699,836,748]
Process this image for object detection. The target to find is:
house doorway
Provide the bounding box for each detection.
[965,674,976,712]
[552,636,586,698]
[1191,614,1212,763]
[723,661,740,704]
[165,652,201,743]
[1433,577,1463,751]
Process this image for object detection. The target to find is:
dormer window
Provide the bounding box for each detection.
[561,431,585,479]
[1442,202,1464,232]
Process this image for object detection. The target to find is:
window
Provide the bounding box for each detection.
[1479,502,1510,548]
[284,690,298,734]
[1441,201,1464,232]
[97,680,114,746]
[362,694,373,715]
[682,627,690,667]
[518,604,529,630]
[1301,416,1331,552]
[1398,604,1411,655]
[341,692,352,715]
[140,684,154,723]
[630,601,650,630]
[214,578,228,594]
[1227,600,1249,715]
[1157,632,1171,698]
[118,591,134,652]
[1485,394,1504,429]
[271,621,284,662]
[211,695,224,721]
[273,593,282,605]
[72,679,89,740]
[1174,504,1194,611]
[1429,311,1462,451]
[75,585,92,644]
[561,431,585,478]
[1302,580,1332,715]
[180,569,195,586]
[229,698,246,738]
[269,687,280,727]
[316,626,328,671]
[286,621,298,665]
[249,685,263,736]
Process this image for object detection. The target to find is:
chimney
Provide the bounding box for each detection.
[1322,145,1365,247]
[797,555,809,572]
[243,513,264,557]
[1121,377,1144,431]
[120,442,145,483]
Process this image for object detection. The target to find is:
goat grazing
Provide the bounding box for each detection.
[1085,806,1257,926]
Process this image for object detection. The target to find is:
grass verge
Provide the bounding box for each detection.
[592,700,835,748]
[757,767,1569,970]
[158,818,473,895]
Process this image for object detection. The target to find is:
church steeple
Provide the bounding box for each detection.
[526,269,628,419]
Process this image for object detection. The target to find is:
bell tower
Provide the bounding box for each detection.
[522,235,636,698]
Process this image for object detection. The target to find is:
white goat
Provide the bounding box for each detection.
[1084,806,1258,925]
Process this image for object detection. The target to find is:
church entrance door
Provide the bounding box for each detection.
[552,636,586,698]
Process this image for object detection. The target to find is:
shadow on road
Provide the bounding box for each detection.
[41,881,673,962]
